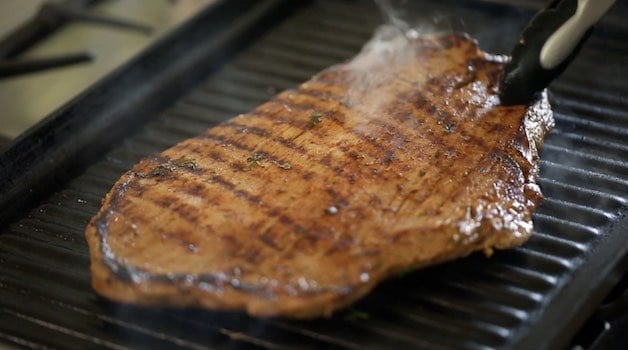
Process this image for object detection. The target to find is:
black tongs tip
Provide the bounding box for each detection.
[499,0,615,106]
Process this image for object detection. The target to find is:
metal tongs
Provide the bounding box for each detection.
[500,0,615,105]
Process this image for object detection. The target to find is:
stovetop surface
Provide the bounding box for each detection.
[0,0,214,141]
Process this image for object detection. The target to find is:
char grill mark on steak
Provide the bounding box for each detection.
[86,33,553,318]
[199,113,388,183]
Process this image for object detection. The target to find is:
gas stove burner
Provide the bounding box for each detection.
[0,0,152,78]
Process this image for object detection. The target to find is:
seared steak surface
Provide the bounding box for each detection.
[86,33,553,318]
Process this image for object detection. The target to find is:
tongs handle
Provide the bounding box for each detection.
[500,0,615,106]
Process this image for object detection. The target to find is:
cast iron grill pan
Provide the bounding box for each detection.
[1,0,627,349]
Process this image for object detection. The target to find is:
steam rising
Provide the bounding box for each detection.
[342,1,438,111]
[329,1,458,154]
[343,25,415,106]
[375,0,413,32]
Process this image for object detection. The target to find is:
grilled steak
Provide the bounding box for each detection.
[86,32,553,318]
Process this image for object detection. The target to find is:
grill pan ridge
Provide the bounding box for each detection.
[1,1,628,349]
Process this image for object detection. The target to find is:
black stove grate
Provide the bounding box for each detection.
[1,0,628,349]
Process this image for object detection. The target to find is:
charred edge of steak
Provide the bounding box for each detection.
[92,172,355,297]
